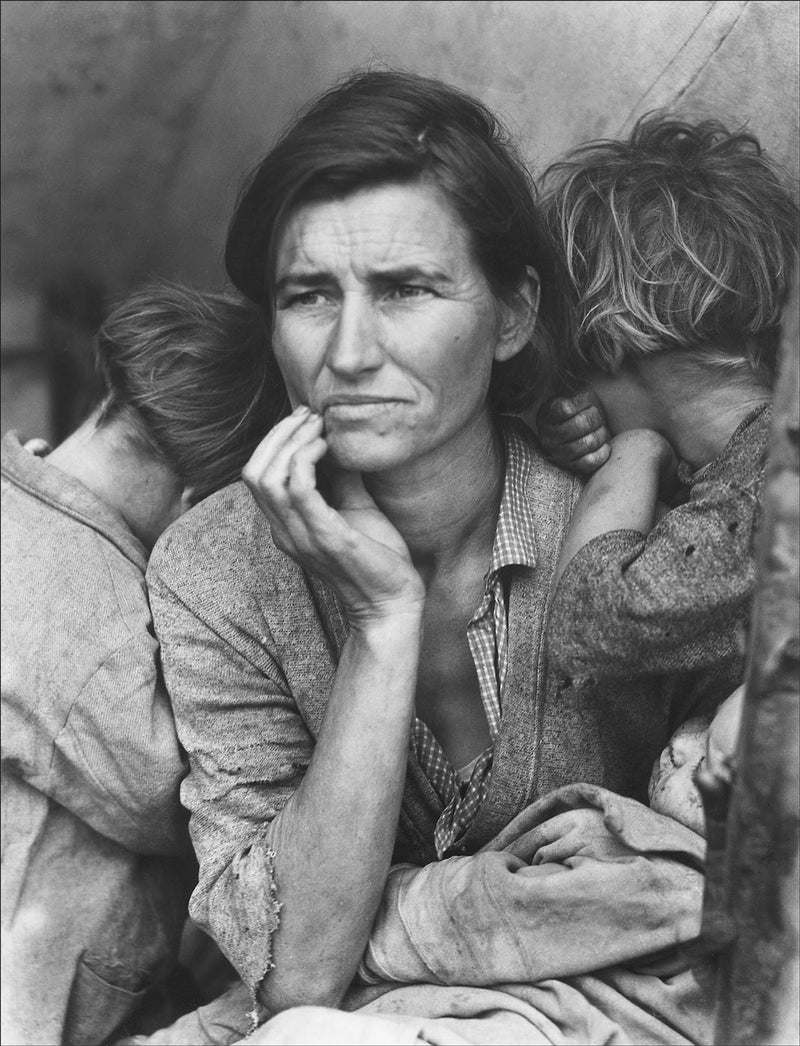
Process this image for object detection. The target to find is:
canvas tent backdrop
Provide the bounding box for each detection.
[2,0,798,442]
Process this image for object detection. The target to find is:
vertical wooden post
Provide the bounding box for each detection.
[712,272,800,1045]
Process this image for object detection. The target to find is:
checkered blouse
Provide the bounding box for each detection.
[411,424,537,858]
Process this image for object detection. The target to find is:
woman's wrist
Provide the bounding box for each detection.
[346,598,425,640]
[341,568,426,631]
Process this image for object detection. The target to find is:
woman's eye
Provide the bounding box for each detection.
[391,284,432,300]
[279,290,330,309]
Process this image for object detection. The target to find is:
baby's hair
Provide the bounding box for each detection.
[94,282,286,502]
[541,112,799,387]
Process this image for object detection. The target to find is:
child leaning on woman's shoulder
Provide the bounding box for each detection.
[536,111,798,702]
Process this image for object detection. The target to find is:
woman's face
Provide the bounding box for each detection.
[271,181,525,473]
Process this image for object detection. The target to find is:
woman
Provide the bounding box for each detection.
[147,72,726,1041]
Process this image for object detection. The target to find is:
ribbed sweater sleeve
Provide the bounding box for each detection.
[146,491,317,998]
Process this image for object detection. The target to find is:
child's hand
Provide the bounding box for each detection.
[536,390,611,476]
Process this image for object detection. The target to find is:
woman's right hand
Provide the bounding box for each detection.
[242,406,425,624]
[243,407,426,1012]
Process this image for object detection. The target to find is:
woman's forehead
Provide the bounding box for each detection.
[275,182,474,277]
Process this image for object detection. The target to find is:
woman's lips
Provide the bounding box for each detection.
[322,399,405,420]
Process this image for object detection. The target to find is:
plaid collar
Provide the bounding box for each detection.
[486,420,538,578]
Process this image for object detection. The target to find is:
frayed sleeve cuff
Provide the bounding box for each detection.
[198,838,282,999]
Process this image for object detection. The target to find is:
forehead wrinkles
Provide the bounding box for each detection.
[276,189,473,279]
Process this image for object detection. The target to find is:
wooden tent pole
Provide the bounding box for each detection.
[704,270,800,1045]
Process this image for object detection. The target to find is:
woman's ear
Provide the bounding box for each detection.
[179,486,197,515]
[493,266,541,363]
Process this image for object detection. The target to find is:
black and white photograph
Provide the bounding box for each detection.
[2,3,799,1044]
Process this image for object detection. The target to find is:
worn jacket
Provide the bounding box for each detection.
[1,433,193,1046]
[147,420,733,1003]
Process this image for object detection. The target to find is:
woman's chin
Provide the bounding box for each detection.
[324,432,409,473]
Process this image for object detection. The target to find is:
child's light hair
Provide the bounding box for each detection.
[94,282,287,503]
[541,113,799,388]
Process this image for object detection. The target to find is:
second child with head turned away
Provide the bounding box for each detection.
[536,114,798,739]
[1,283,282,1046]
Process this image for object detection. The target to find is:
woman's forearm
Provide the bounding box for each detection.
[258,610,422,1013]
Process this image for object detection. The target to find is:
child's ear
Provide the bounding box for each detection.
[493,266,541,363]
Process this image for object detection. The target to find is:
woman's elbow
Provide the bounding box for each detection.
[113,800,191,854]
[258,968,351,1015]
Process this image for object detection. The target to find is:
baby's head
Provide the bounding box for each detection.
[541,113,799,392]
[648,715,710,834]
[649,687,745,835]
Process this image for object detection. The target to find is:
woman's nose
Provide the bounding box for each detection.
[324,296,383,376]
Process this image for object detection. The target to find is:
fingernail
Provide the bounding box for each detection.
[294,405,310,416]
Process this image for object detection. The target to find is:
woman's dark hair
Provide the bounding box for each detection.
[94,282,285,502]
[540,112,800,388]
[225,69,570,412]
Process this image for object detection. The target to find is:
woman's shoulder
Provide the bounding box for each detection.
[501,415,584,515]
[146,478,347,697]
[147,478,302,597]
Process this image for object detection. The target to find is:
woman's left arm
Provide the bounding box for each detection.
[361,796,706,988]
